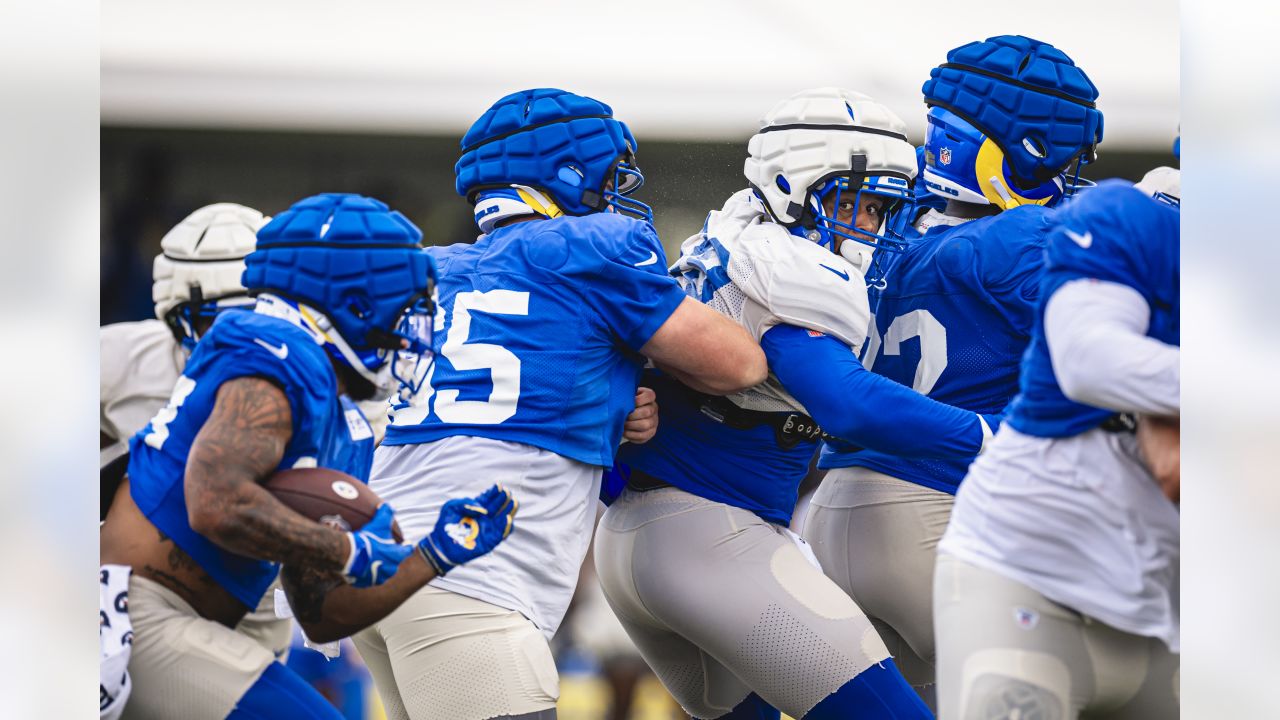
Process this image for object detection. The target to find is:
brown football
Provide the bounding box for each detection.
[263,467,403,543]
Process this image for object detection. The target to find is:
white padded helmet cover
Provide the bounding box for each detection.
[1134,166,1181,203]
[745,87,917,225]
[152,203,268,320]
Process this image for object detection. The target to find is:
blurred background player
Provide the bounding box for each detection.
[101,203,264,491]
[100,193,518,720]
[353,88,767,720]
[595,88,1002,720]
[933,172,1180,719]
[803,35,1104,706]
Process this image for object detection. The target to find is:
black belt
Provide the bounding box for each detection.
[626,468,672,492]
[1100,412,1138,434]
[672,381,839,451]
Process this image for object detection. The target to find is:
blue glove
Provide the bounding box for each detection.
[418,484,518,575]
[342,504,413,588]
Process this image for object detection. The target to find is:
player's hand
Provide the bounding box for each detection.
[623,387,659,444]
[342,504,413,588]
[1136,414,1180,503]
[418,484,518,575]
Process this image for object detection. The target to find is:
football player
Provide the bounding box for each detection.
[933,176,1180,719]
[802,36,1104,703]
[98,204,297,665]
[100,193,518,720]
[351,88,768,720]
[594,88,1002,720]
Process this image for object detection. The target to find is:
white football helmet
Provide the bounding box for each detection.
[744,87,917,279]
[152,203,267,349]
[1134,166,1180,207]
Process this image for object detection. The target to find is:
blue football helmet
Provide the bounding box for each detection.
[454,88,653,223]
[921,35,1104,209]
[242,193,437,397]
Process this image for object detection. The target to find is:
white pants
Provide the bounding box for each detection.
[933,553,1178,720]
[352,584,559,720]
[594,487,890,719]
[803,468,953,694]
[121,576,276,720]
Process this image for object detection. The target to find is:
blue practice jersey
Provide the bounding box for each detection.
[821,206,1055,494]
[128,310,375,609]
[1007,181,1180,437]
[384,214,688,467]
[617,369,817,526]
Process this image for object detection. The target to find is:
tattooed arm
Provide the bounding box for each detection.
[280,553,438,643]
[184,376,350,572]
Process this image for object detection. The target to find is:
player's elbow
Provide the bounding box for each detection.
[187,502,238,543]
[297,620,345,645]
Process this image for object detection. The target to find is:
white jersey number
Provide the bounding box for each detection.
[142,375,197,451]
[862,310,948,395]
[428,289,530,425]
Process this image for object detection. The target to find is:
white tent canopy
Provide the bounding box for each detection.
[102,0,1178,149]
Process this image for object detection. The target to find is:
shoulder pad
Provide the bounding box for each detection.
[729,225,871,350]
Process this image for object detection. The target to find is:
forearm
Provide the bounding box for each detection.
[1046,280,1180,416]
[185,376,350,572]
[641,297,767,394]
[195,480,352,571]
[764,325,985,458]
[282,552,437,643]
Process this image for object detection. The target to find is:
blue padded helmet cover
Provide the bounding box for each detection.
[242,193,435,352]
[454,88,639,216]
[922,35,1104,188]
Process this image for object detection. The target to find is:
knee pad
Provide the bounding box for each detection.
[965,674,1066,720]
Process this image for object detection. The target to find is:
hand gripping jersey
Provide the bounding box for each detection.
[821,205,1055,493]
[1007,180,1180,436]
[619,190,873,524]
[383,213,688,466]
[127,309,375,609]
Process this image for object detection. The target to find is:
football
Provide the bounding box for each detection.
[264,466,403,543]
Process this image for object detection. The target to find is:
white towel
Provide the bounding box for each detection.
[99,564,133,720]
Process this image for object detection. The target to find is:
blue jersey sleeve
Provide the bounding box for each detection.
[187,313,335,458]
[762,324,985,458]
[541,215,687,351]
[1044,181,1179,303]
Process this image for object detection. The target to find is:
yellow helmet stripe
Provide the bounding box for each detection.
[975,138,1054,209]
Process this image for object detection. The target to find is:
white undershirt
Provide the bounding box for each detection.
[1044,279,1180,416]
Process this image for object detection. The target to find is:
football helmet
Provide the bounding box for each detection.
[1135,166,1181,207]
[153,203,267,351]
[241,193,437,398]
[744,87,917,282]
[921,35,1104,209]
[455,88,652,223]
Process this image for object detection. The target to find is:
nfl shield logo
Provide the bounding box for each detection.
[1013,607,1039,630]
[940,147,952,166]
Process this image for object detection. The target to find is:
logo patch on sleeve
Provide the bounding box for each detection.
[344,408,374,441]
[807,330,826,338]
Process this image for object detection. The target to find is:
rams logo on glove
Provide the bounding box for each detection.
[445,516,481,551]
